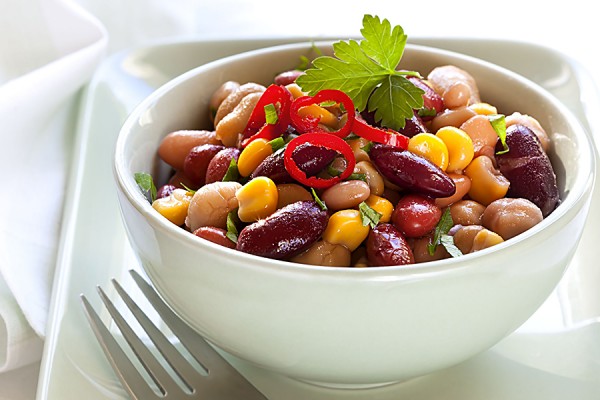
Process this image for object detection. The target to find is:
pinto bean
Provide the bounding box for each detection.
[236,201,328,259]
[482,197,543,240]
[460,115,499,159]
[411,236,450,263]
[185,181,242,231]
[442,81,471,109]
[158,130,221,170]
[290,240,351,267]
[430,106,478,132]
[354,161,385,196]
[321,180,370,211]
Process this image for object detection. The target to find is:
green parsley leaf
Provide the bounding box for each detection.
[222,158,239,182]
[418,107,437,118]
[134,172,157,202]
[488,114,509,154]
[226,210,240,243]
[440,234,463,258]
[264,103,278,125]
[296,14,424,130]
[358,201,382,228]
[428,207,454,256]
[347,172,367,182]
[311,188,327,210]
[179,183,196,195]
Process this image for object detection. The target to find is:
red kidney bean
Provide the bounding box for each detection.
[193,226,236,249]
[183,144,225,187]
[392,194,442,238]
[274,70,304,86]
[366,223,414,266]
[407,76,444,118]
[236,201,328,259]
[495,124,559,217]
[250,149,294,183]
[156,184,177,199]
[369,143,456,198]
[397,111,429,138]
[205,147,240,184]
[291,142,338,176]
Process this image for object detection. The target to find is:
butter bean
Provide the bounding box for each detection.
[321,180,370,211]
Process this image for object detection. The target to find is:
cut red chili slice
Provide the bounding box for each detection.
[283,132,356,189]
[290,89,356,138]
[352,116,410,149]
[242,84,293,147]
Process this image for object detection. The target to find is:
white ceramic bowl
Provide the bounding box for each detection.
[114,41,595,387]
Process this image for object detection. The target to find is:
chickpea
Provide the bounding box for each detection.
[185,181,242,232]
[450,200,486,226]
[291,240,351,267]
[482,198,543,240]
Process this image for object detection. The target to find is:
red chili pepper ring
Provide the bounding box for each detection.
[290,89,356,138]
[283,132,356,189]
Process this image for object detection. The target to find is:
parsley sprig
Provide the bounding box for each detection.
[296,14,424,130]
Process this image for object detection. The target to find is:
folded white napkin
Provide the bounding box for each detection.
[0,0,106,373]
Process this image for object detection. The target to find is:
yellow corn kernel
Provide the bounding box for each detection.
[322,209,370,252]
[235,176,278,222]
[408,133,449,171]
[285,83,305,99]
[364,195,394,223]
[151,188,192,226]
[435,126,475,172]
[469,102,498,116]
[237,138,273,177]
[298,104,338,129]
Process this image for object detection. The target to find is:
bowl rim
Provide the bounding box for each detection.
[114,40,596,278]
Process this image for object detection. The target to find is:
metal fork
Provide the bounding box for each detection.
[80,269,268,400]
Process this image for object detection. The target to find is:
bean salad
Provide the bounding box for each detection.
[138,15,559,267]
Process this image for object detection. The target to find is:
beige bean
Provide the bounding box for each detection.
[354,161,385,196]
[460,115,499,158]
[185,181,242,231]
[482,197,543,240]
[411,236,450,263]
[158,130,220,170]
[427,65,481,105]
[321,180,370,211]
[215,92,262,147]
[505,112,550,152]
[450,200,486,226]
[443,81,471,109]
[276,184,313,209]
[209,81,240,121]
[347,137,371,163]
[453,225,503,254]
[430,106,477,132]
[435,173,471,208]
[290,240,351,267]
[214,82,266,126]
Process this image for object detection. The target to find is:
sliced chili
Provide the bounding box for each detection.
[242,84,293,147]
[290,89,356,138]
[352,116,410,149]
[283,132,356,189]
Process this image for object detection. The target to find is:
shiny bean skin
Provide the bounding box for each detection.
[369,143,456,198]
[209,81,240,119]
[505,112,549,152]
[430,106,477,132]
[407,76,444,118]
[185,181,242,232]
[250,149,294,183]
[450,200,486,226]
[427,65,481,105]
[216,91,262,147]
[193,226,236,249]
[434,173,471,208]
[290,240,351,267]
[168,170,198,190]
[158,130,221,171]
[351,246,369,268]
[354,161,385,196]
[347,137,371,163]
[495,124,559,217]
[291,143,337,176]
[442,81,471,109]
[236,201,328,260]
[183,144,225,187]
[276,183,313,209]
[321,180,371,211]
[482,198,543,240]
[214,82,266,126]
[452,225,484,254]
[411,236,450,263]
[205,147,241,184]
[366,223,414,266]
[464,156,510,206]
[460,115,499,159]
[392,193,442,238]
[274,70,304,86]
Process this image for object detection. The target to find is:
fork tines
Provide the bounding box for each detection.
[81,269,267,400]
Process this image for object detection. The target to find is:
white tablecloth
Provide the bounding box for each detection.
[1,0,598,398]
